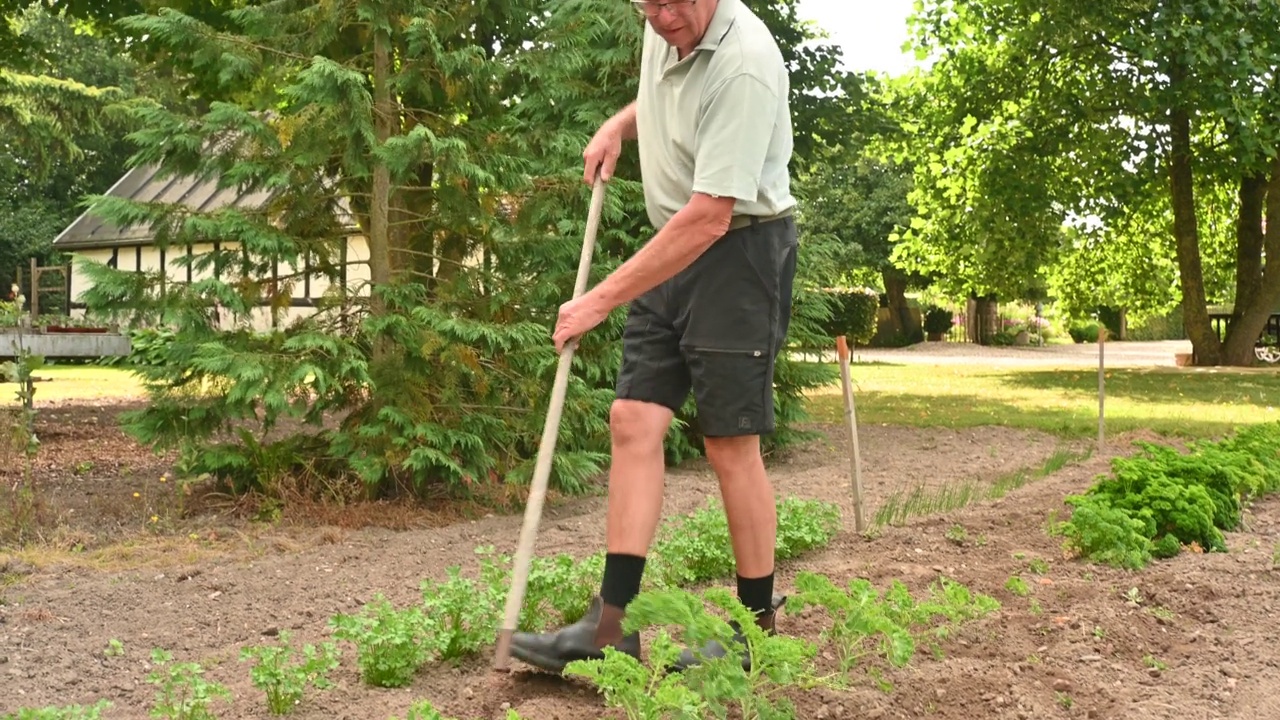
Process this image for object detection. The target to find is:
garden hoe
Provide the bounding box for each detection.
[492,176,607,672]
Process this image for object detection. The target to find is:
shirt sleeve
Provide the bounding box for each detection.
[691,72,779,203]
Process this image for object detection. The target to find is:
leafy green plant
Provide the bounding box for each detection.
[568,587,828,720]
[146,649,231,720]
[1054,502,1153,569]
[649,497,841,588]
[329,595,435,688]
[923,306,954,335]
[1004,576,1030,597]
[239,630,340,714]
[563,634,708,720]
[818,287,880,347]
[406,497,841,668]
[1142,654,1167,671]
[789,572,1000,675]
[420,564,505,663]
[1054,424,1280,569]
[1,702,112,720]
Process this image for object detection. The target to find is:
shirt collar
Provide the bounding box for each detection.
[695,0,739,51]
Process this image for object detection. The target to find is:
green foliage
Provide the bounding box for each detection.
[328,595,435,689]
[1067,321,1101,344]
[567,574,999,718]
[564,633,709,720]
[1127,307,1188,342]
[1055,423,1280,568]
[1054,502,1153,570]
[923,306,953,335]
[894,0,1280,360]
[0,4,140,294]
[790,572,1000,674]
[817,288,879,348]
[648,497,843,589]
[0,702,112,720]
[145,649,231,720]
[95,326,177,367]
[239,630,340,715]
[568,587,825,720]
[419,562,507,663]
[73,0,854,501]
[327,497,841,687]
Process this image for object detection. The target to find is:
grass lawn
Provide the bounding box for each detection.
[805,362,1280,439]
[3,363,1276,441]
[0,365,146,406]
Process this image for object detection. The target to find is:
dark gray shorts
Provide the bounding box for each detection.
[615,215,798,437]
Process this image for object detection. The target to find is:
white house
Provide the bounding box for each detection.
[52,163,372,332]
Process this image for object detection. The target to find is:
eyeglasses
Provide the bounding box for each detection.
[629,0,697,16]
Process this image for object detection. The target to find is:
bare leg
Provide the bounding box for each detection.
[605,398,674,555]
[704,434,776,579]
[504,398,673,672]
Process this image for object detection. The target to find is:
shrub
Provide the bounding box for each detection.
[1068,321,1101,344]
[1055,423,1280,569]
[923,306,954,335]
[1127,307,1187,341]
[819,287,879,347]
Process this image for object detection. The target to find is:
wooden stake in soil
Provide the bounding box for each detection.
[836,336,866,532]
[492,177,607,672]
[1097,325,1107,452]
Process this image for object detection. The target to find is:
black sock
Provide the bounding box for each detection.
[600,553,647,609]
[738,572,775,616]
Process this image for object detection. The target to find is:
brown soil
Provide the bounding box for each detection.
[3,399,1280,719]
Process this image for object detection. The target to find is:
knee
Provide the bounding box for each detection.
[609,399,671,450]
[703,435,762,476]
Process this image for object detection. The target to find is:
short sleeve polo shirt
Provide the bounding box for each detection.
[635,0,796,230]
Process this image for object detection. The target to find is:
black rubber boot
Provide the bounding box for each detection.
[508,595,640,674]
[670,593,786,673]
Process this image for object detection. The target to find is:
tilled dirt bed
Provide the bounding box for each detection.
[3,400,1280,719]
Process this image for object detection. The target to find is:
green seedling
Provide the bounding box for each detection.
[240,630,340,714]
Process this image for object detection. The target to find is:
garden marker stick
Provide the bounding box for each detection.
[1097,325,1107,452]
[836,335,866,532]
[493,176,607,672]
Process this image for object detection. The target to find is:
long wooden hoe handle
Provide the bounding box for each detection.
[493,176,607,671]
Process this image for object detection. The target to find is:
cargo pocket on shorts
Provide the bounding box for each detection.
[684,346,773,437]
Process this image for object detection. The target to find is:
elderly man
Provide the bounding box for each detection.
[508,0,797,672]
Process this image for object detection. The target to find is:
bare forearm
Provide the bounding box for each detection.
[591,195,732,308]
[609,102,638,141]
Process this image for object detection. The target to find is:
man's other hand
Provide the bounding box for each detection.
[552,293,611,353]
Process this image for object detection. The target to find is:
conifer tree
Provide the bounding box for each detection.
[79,0,860,499]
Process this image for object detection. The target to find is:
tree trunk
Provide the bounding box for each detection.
[968,295,998,345]
[1223,157,1280,365]
[368,27,393,302]
[1167,95,1220,365]
[881,268,919,341]
[1235,173,1267,315]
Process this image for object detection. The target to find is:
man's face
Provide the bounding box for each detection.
[636,0,715,50]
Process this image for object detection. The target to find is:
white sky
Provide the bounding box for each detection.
[795,0,919,76]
